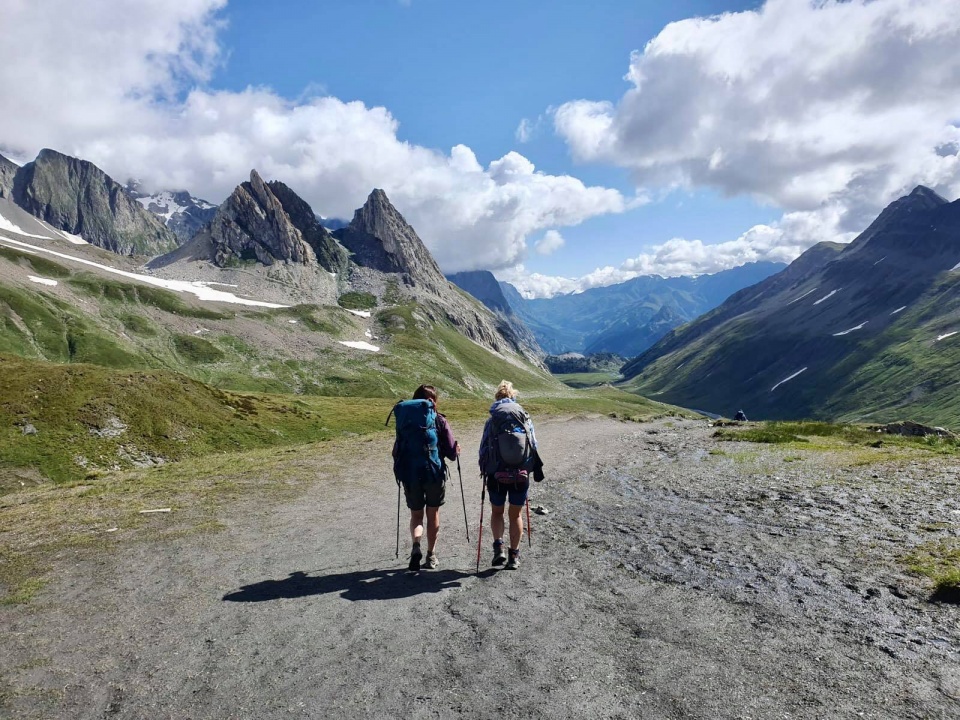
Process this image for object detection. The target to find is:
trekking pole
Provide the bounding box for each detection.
[457,455,470,543]
[396,483,401,559]
[476,479,486,575]
[525,497,532,548]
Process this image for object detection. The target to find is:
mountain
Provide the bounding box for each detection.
[150,170,349,271]
[500,262,785,356]
[125,181,218,243]
[334,189,446,288]
[621,186,960,426]
[334,192,542,363]
[10,149,179,256]
[0,153,17,199]
[447,270,543,358]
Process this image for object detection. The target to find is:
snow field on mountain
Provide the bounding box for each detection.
[0,235,288,308]
[833,322,868,336]
[813,289,840,305]
[28,276,58,286]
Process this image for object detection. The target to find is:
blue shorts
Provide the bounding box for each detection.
[486,475,529,507]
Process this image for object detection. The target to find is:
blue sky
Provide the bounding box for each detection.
[2,0,958,296]
[213,0,770,280]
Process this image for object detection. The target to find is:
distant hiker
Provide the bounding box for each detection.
[391,384,461,571]
[734,409,748,422]
[479,380,544,570]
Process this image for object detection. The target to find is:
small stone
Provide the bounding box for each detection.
[533,505,550,515]
[21,423,37,436]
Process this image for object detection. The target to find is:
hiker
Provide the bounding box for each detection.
[392,384,460,571]
[479,380,544,570]
[734,409,748,422]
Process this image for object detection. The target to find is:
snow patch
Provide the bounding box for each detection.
[28,275,58,286]
[55,228,87,245]
[873,256,886,266]
[952,261,960,271]
[347,309,371,318]
[786,288,817,305]
[338,340,380,352]
[0,211,48,239]
[137,191,188,222]
[813,289,841,305]
[890,306,907,315]
[0,236,288,308]
[288,319,298,324]
[771,367,807,392]
[833,321,868,336]
[936,331,958,342]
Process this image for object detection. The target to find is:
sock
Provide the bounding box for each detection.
[493,539,503,548]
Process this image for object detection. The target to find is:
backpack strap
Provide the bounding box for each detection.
[385,402,398,427]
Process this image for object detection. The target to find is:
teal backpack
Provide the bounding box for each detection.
[387,399,443,485]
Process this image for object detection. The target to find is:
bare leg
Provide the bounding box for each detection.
[425,506,440,553]
[410,509,424,545]
[490,503,505,542]
[508,503,524,551]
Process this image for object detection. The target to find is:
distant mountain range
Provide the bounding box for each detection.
[622,186,960,426]
[489,262,785,357]
[125,181,218,244]
[0,146,545,404]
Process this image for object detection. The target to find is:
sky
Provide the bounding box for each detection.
[1,0,959,297]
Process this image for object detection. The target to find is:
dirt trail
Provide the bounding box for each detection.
[2,416,960,719]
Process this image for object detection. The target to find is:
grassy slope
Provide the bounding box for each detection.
[0,247,681,485]
[620,270,960,428]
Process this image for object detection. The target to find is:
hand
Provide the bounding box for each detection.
[454,441,461,457]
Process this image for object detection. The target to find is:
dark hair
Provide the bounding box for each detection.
[413,384,438,402]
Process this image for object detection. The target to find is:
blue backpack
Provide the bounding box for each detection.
[387,399,443,485]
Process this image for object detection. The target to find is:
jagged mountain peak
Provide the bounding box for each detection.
[350,188,411,238]
[335,188,444,285]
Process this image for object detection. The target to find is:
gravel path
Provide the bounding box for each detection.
[2,416,959,719]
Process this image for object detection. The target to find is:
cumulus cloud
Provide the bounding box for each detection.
[534,230,565,256]
[0,0,629,273]
[555,0,960,238]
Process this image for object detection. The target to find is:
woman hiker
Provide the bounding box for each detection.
[478,380,544,570]
[392,384,461,571]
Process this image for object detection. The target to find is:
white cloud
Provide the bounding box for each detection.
[0,0,629,274]
[555,0,960,237]
[516,118,535,144]
[534,230,565,256]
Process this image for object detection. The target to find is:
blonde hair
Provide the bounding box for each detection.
[494,380,517,401]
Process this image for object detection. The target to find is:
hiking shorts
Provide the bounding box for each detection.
[403,473,446,511]
[486,475,529,507]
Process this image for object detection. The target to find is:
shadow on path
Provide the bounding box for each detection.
[223,568,483,603]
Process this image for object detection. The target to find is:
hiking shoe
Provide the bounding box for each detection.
[424,552,438,570]
[505,551,520,570]
[492,544,507,567]
[408,544,423,571]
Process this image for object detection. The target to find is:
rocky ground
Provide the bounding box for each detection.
[2,416,959,719]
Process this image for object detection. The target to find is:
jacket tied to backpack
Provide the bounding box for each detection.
[480,398,542,483]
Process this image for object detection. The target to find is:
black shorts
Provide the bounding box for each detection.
[403,473,446,511]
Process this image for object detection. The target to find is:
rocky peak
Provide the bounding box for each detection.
[907,185,948,208]
[266,180,348,274]
[10,148,179,256]
[204,170,347,274]
[335,189,445,287]
[208,170,314,266]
